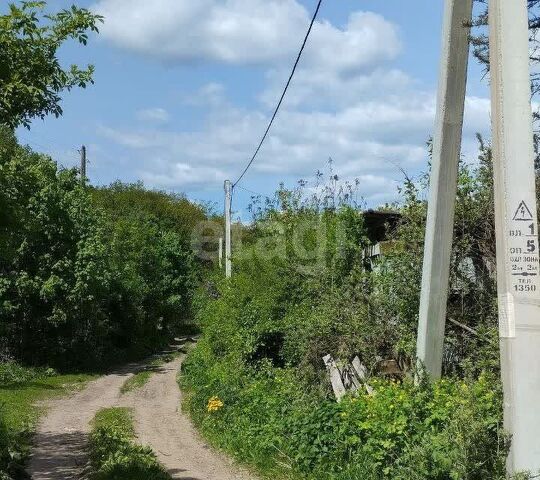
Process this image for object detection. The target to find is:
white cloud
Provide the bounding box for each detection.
[184,83,227,107]
[91,3,491,206]
[91,0,400,69]
[302,12,401,74]
[136,107,170,123]
[98,126,163,149]
[97,86,490,203]
[261,67,413,110]
[92,0,306,64]
[142,163,228,187]
[463,96,491,132]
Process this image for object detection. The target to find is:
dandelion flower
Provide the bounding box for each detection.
[207,396,224,412]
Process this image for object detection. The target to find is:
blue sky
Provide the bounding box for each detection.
[15,0,492,218]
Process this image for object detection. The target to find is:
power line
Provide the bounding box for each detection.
[232,0,323,188]
[18,130,77,151]
[235,185,271,198]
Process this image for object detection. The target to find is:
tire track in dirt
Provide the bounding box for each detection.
[123,356,254,480]
[28,363,140,479]
[28,354,255,480]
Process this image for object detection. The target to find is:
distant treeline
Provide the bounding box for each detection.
[0,127,207,369]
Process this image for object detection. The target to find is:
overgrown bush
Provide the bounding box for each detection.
[0,410,12,480]
[0,362,36,480]
[0,127,204,368]
[182,147,539,479]
[183,343,507,480]
[0,362,94,480]
[370,143,501,375]
[0,407,27,480]
[0,362,55,387]
[184,258,508,477]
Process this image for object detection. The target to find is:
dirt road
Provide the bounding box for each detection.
[28,355,254,480]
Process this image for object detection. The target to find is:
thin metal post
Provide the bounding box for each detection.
[224,180,232,278]
[490,0,540,472]
[416,0,473,379]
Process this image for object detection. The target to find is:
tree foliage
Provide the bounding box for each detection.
[0,1,103,129]
[0,127,204,368]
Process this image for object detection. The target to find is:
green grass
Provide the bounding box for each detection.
[181,335,510,480]
[120,371,153,394]
[89,407,170,480]
[92,407,135,437]
[0,363,96,478]
[1,373,94,431]
[120,353,178,394]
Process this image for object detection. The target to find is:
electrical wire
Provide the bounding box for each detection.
[18,130,77,150]
[232,0,323,188]
[235,185,271,198]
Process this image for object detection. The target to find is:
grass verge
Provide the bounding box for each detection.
[0,362,95,479]
[181,339,510,480]
[120,353,178,394]
[89,407,170,480]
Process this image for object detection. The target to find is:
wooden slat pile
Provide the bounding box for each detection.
[323,355,405,401]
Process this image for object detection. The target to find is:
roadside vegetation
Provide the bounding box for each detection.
[0,126,206,477]
[0,126,205,370]
[89,407,170,480]
[182,145,539,480]
[1,2,209,477]
[0,362,94,479]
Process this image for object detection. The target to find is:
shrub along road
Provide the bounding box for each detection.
[28,353,253,480]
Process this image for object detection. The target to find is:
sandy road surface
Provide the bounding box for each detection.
[28,354,254,480]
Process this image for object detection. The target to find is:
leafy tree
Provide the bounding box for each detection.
[91,182,208,239]
[0,128,203,368]
[0,1,103,129]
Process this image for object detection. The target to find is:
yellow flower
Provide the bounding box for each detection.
[207,396,224,413]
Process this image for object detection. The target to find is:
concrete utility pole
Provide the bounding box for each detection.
[218,237,223,269]
[416,0,473,379]
[489,0,540,472]
[80,145,87,184]
[224,180,232,278]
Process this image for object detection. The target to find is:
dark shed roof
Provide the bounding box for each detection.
[363,210,402,243]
